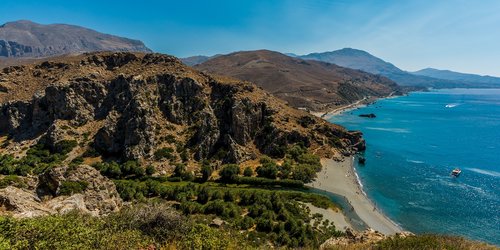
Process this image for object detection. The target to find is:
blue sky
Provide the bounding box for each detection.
[1,0,499,76]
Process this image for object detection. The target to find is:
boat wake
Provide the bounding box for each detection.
[407,159,424,164]
[466,168,500,178]
[365,127,410,133]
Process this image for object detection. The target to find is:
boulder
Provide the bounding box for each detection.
[0,186,52,218]
[37,165,122,215]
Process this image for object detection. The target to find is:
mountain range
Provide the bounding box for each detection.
[195,50,401,112]
[0,20,151,58]
[184,48,500,89]
[412,68,500,86]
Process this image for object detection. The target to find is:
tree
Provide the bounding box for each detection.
[243,166,253,177]
[174,163,186,177]
[200,164,213,182]
[219,164,240,183]
[146,165,155,176]
[292,164,317,183]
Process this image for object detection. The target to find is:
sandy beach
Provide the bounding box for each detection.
[310,92,400,119]
[307,157,403,235]
[310,97,370,119]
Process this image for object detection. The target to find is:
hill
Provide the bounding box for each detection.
[0,20,151,58]
[195,50,401,112]
[0,52,364,165]
[413,68,500,86]
[300,48,464,88]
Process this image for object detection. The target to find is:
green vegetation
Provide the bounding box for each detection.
[253,145,322,183]
[325,235,498,250]
[0,140,77,176]
[219,164,240,182]
[93,160,146,179]
[0,175,26,189]
[154,147,176,160]
[58,180,89,195]
[0,203,246,249]
[112,180,340,248]
[243,166,254,177]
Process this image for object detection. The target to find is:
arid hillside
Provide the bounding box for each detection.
[196,50,401,112]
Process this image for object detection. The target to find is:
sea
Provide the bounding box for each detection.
[328,88,500,245]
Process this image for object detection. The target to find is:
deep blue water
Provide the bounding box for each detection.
[328,89,500,245]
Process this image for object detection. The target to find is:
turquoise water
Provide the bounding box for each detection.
[328,89,500,245]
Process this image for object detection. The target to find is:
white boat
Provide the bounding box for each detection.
[451,168,461,177]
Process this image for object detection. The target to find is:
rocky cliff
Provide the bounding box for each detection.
[0,52,364,168]
[0,20,151,58]
[0,165,122,218]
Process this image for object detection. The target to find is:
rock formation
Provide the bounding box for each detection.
[0,20,151,58]
[0,165,122,218]
[0,52,365,165]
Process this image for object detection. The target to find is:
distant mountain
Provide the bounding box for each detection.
[0,20,151,58]
[299,48,465,88]
[180,54,221,66]
[413,68,500,86]
[195,50,401,112]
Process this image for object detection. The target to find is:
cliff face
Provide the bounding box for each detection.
[0,20,151,58]
[0,52,364,165]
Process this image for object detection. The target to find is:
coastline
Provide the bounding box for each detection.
[310,93,402,119]
[307,157,404,235]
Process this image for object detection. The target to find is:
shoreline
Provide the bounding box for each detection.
[310,92,402,120]
[307,157,404,235]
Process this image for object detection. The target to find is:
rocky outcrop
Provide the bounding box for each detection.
[0,165,122,218]
[0,186,52,218]
[320,228,414,249]
[0,52,365,164]
[37,165,122,215]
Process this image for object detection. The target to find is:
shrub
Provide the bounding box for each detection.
[55,140,78,155]
[237,216,255,230]
[200,164,213,182]
[58,181,89,196]
[180,224,230,250]
[154,147,175,160]
[0,175,26,189]
[243,166,253,177]
[219,164,240,183]
[164,134,177,143]
[110,202,189,242]
[145,165,155,176]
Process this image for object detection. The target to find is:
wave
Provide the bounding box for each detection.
[407,159,424,164]
[445,103,460,108]
[465,168,500,178]
[365,127,410,133]
[407,201,435,211]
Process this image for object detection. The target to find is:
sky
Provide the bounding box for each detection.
[1,0,499,76]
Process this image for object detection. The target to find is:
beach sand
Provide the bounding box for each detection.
[307,157,403,235]
[306,204,351,232]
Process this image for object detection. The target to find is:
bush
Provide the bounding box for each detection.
[58,181,89,196]
[54,140,78,155]
[243,166,253,177]
[200,164,213,182]
[219,164,240,183]
[154,147,175,160]
[0,175,26,189]
[110,202,190,242]
[180,224,230,250]
[234,176,304,188]
[145,165,155,176]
